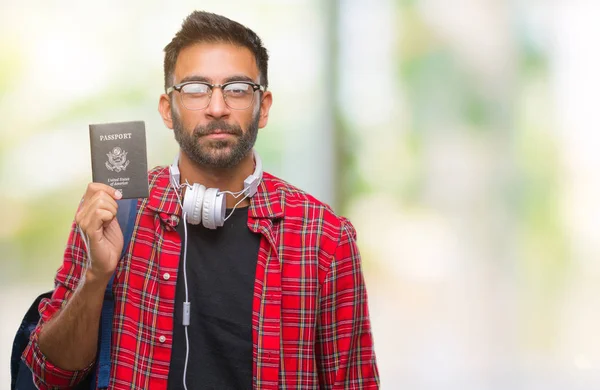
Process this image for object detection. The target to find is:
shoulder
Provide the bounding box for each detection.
[263,171,335,215]
[262,172,355,238]
[148,165,171,188]
[144,165,174,198]
[136,165,180,216]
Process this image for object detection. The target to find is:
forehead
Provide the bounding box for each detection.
[174,42,259,83]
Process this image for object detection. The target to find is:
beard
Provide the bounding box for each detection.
[172,109,259,169]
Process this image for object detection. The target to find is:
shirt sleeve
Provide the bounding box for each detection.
[21,219,96,389]
[316,218,380,389]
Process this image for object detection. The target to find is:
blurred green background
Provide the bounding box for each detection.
[2,1,600,388]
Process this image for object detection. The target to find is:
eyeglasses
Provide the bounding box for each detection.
[166,81,266,110]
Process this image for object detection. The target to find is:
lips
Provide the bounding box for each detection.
[208,129,235,135]
[202,130,236,137]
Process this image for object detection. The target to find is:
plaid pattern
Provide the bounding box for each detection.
[23,166,379,389]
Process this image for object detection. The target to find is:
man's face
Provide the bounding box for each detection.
[171,98,260,169]
[162,42,272,169]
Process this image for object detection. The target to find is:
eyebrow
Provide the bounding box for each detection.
[179,75,211,84]
[178,74,257,85]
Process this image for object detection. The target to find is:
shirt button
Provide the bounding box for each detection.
[170,215,178,223]
[163,272,171,281]
[159,335,166,343]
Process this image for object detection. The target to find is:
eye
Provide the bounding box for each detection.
[181,83,210,95]
[224,83,252,96]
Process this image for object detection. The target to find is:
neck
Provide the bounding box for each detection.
[176,151,255,208]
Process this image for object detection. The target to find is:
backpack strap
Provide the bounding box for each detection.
[11,292,52,390]
[95,197,138,389]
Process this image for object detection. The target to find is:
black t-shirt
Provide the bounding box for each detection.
[167,207,260,390]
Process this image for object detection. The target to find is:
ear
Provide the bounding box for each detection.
[258,91,273,129]
[158,93,174,129]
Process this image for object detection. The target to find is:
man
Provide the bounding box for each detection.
[23,10,379,389]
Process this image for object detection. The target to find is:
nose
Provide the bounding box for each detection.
[204,87,230,119]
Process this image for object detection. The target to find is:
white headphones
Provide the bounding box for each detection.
[168,149,263,229]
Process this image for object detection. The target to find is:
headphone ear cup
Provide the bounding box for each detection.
[182,184,206,225]
[202,188,225,229]
[202,188,216,229]
[214,192,226,228]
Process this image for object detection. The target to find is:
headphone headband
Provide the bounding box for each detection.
[169,149,262,196]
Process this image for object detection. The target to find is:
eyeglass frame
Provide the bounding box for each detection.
[166,80,267,111]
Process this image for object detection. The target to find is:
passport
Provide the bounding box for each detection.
[89,121,149,199]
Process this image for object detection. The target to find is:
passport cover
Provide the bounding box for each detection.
[89,121,149,199]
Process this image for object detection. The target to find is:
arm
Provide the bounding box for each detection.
[22,184,124,389]
[38,271,109,368]
[316,218,380,389]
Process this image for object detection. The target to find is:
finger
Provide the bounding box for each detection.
[83,183,123,203]
[85,208,118,235]
[88,191,119,214]
[77,196,118,233]
[77,183,122,233]
[78,197,117,225]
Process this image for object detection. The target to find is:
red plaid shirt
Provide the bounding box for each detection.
[23,166,379,389]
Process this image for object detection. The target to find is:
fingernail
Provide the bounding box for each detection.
[115,189,123,199]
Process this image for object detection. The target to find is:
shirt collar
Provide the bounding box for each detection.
[248,172,284,219]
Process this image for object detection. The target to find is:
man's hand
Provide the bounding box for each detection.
[75,183,123,283]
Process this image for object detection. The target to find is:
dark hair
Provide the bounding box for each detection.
[163,11,269,91]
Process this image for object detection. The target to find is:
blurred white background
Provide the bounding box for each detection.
[3,0,600,388]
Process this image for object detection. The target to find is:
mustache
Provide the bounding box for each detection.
[192,121,243,137]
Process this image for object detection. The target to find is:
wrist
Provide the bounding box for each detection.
[83,268,112,288]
